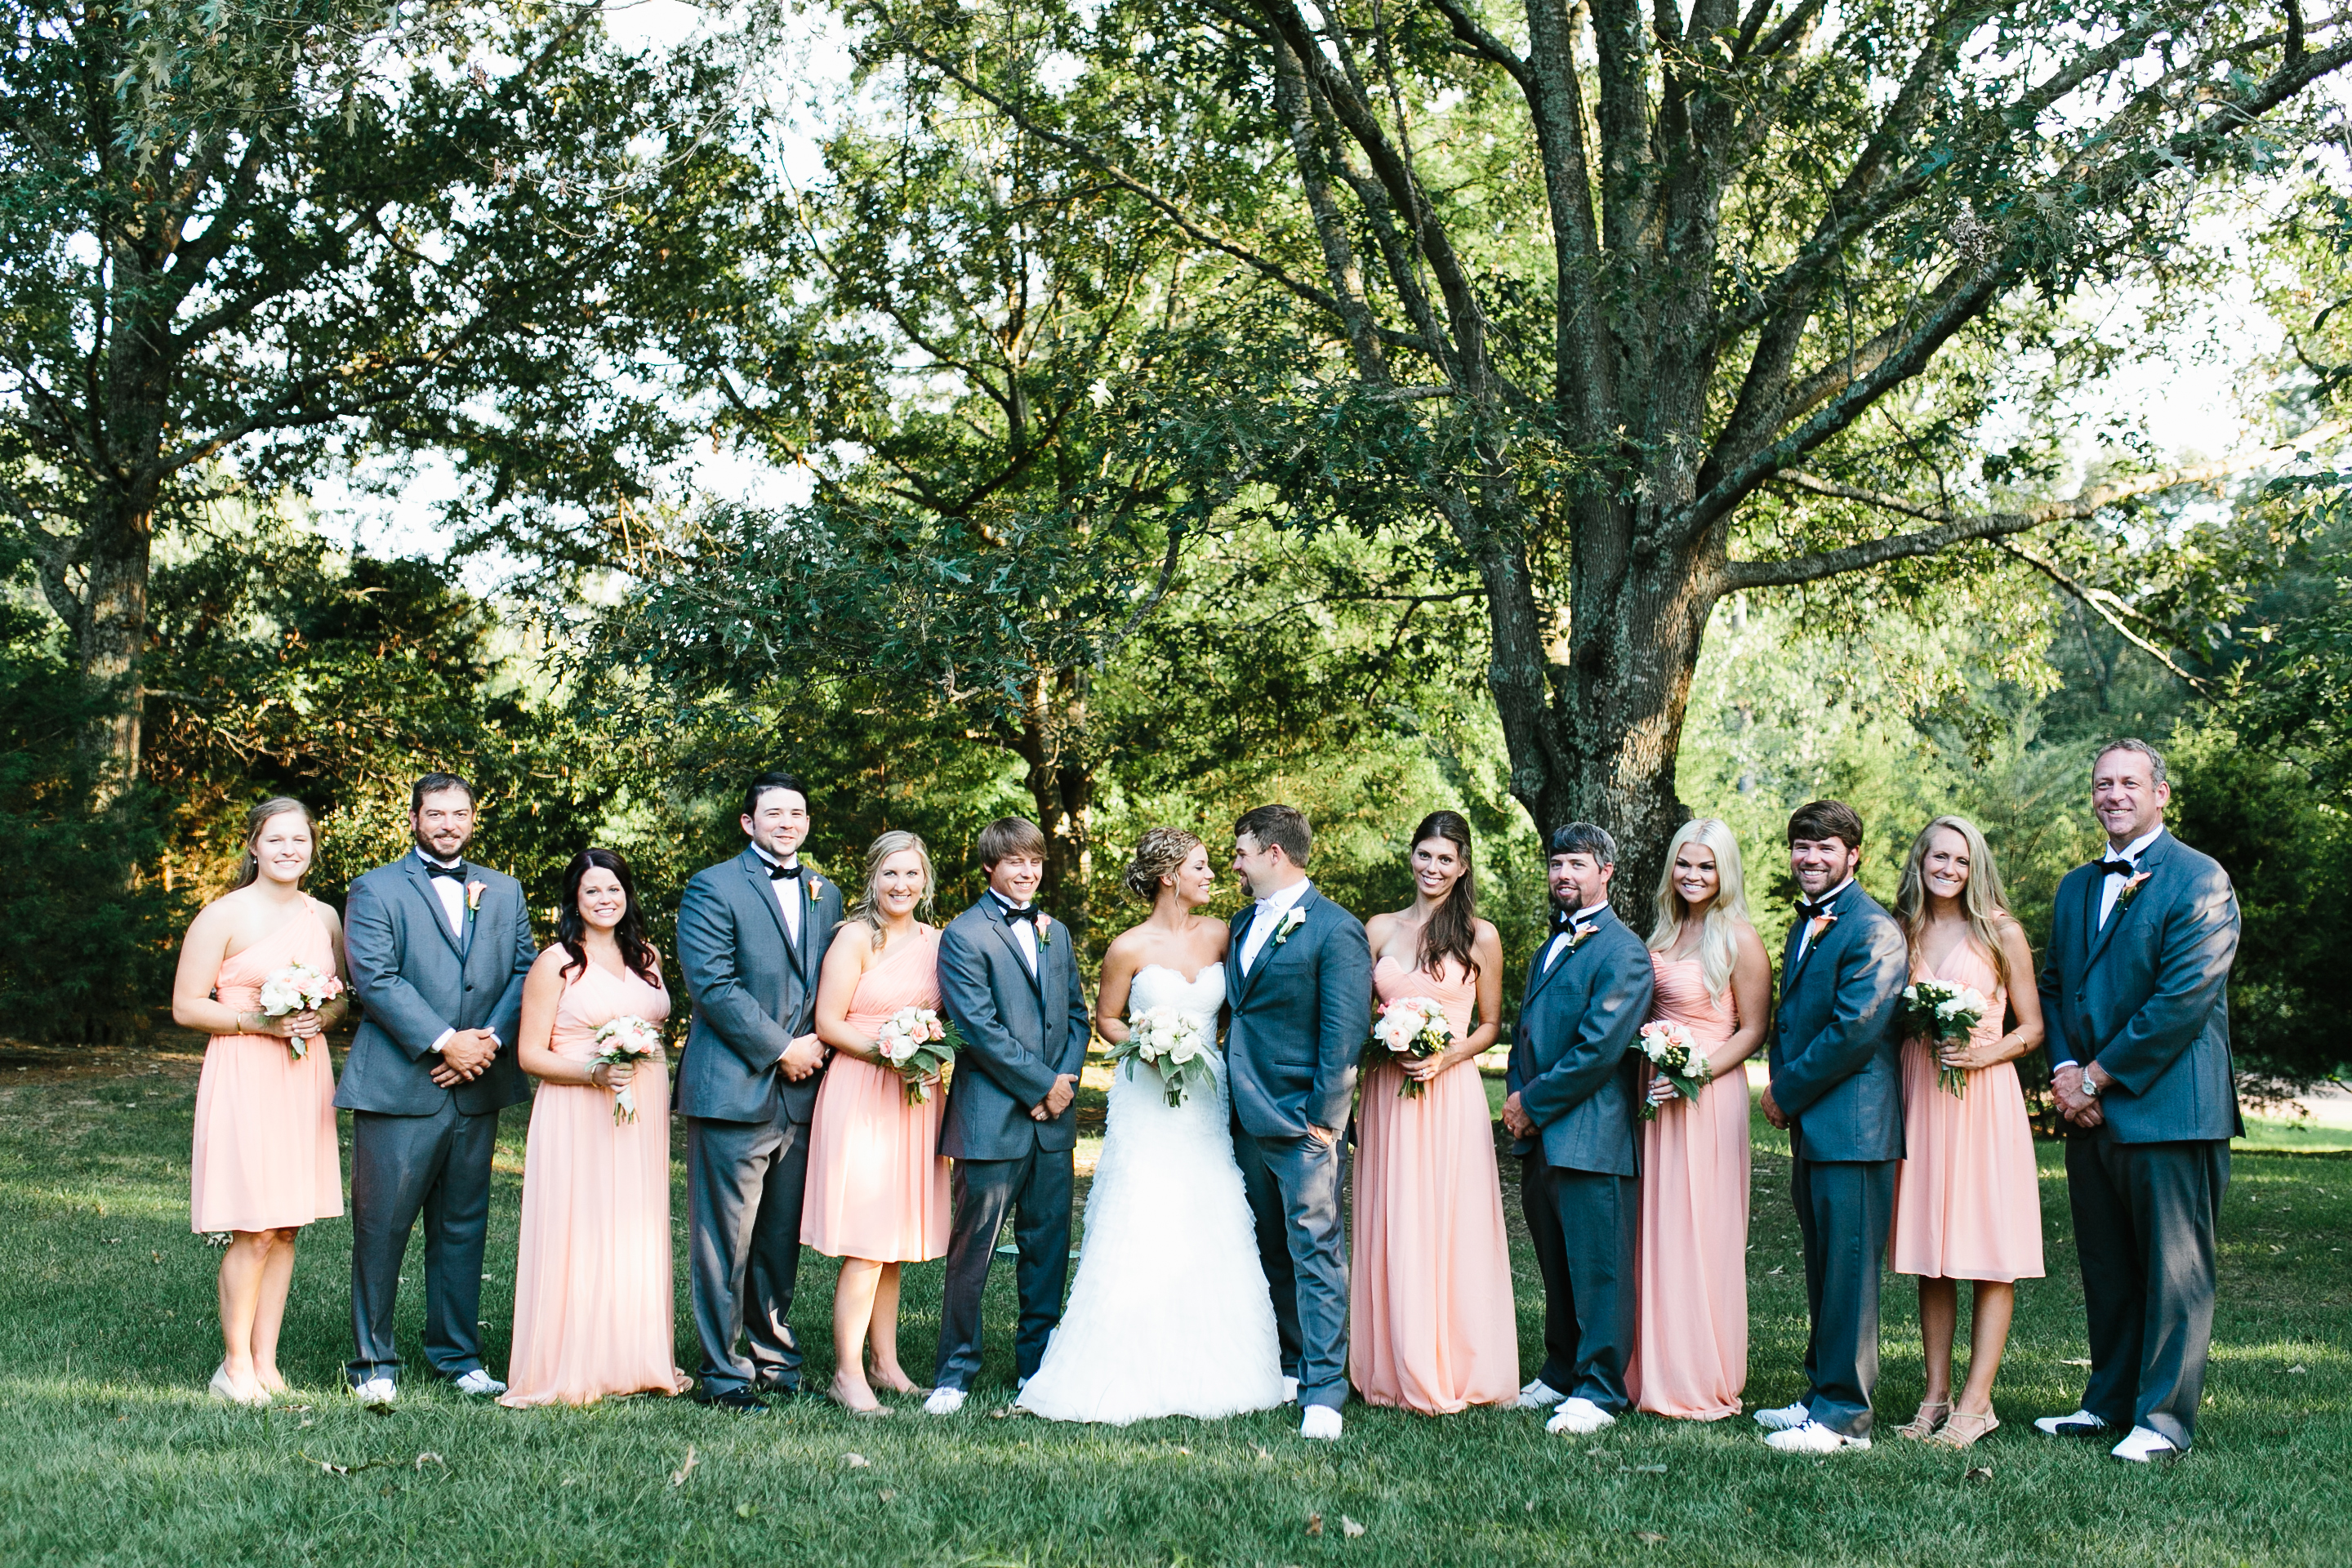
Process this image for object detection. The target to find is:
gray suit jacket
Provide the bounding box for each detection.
[675,849,844,1125]
[1768,880,1908,1162]
[336,853,534,1116]
[1506,906,1652,1175]
[938,896,1091,1160]
[1224,885,1374,1140]
[2038,829,2243,1143]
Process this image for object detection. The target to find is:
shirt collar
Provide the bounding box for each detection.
[1571,902,1610,925]
[1811,875,1855,911]
[989,887,1035,915]
[1254,878,1312,919]
[751,844,800,872]
[415,847,462,872]
[2110,826,2164,865]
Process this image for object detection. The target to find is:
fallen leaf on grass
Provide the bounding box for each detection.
[1636,1533,1666,1545]
[736,1503,756,1518]
[1340,1516,1365,1538]
[670,1447,699,1487]
[2288,1365,2308,1374]
[1965,1466,1993,1482]
[1766,1266,1784,1276]
[414,1452,443,1471]
[300,1450,442,1479]
[1174,1446,1192,1455]
[1305,1513,1324,1538]
[842,1453,871,1469]
[1524,1501,1536,1513]
[2060,1358,2091,1367]
[877,1489,896,1503]
[1253,1445,1273,1463]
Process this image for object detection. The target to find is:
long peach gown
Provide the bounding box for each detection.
[803,926,951,1263]
[1348,956,1519,1414]
[190,902,344,1234]
[1891,941,2045,1283]
[501,957,692,1408]
[1624,954,1750,1419]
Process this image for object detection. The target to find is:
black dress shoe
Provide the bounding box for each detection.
[693,1386,768,1414]
[755,1380,805,1401]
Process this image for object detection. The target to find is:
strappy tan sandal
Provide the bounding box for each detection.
[1895,1400,1950,1441]
[1930,1409,1999,1449]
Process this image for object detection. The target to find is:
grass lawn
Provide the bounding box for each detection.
[0,1037,2346,1566]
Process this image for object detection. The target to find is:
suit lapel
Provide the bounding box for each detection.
[740,853,799,974]
[984,899,1045,996]
[1235,889,1310,1006]
[405,858,466,961]
[1226,908,1250,1008]
[2086,835,2165,973]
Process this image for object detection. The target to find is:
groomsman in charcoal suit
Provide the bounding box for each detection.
[2035,739,2241,1463]
[338,773,535,1403]
[1503,823,1654,1438]
[675,772,844,1411]
[1754,799,1909,1453]
[1224,804,1374,1441]
[927,818,1091,1415]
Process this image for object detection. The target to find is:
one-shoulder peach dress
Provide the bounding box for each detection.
[1348,956,1519,1414]
[1624,954,1750,1419]
[190,902,344,1234]
[802,926,951,1263]
[1890,942,2044,1283]
[501,958,692,1408]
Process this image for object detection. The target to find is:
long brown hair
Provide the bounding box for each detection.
[1407,811,1481,981]
[556,848,661,986]
[231,798,317,889]
[1893,815,2016,990]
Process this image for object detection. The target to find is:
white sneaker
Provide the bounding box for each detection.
[2034,1408,2109,1438]
[1753,1399,1811,1431]
[2111,1425,2180,1463]
[1546,1396,1616,1437]
[1514,1377,1567,1410]
[1765,1419,1869,1454]
[1281,1375,1299,1403]
[1300,1405,1343,1441]
[351,1377,397,1406]
[923,1387,967,1416]
[452,1369,506,1397]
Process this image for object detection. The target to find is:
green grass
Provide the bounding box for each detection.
[0,1044,2346,1566]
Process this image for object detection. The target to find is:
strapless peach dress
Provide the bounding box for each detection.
[189,903,344,1233]
[1624,954,1750,1419]
[803,926,951,1263]
[1890,942,2045,1283]
[501,958,692,1407]
[1348,956,1519,1413]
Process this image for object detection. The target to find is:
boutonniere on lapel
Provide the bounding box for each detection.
[1271,906,1307,948]
[464,880,488,922]
[807,875,824,903]
[1562,920,1600,953]
[2114,869,2152,911]
[1036,913,1054,949]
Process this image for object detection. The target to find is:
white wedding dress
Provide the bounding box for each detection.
[1015,962,1286,1423]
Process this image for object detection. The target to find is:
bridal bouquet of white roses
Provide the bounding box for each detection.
[256,962,344,1060]
[876,1007,963,1104]
[592,1015,665,1123]
[1367,996,1452,1099]
[1636,1020,1713,1120]
[1900,980,1992,1097]
[1114,1006,1215,1107]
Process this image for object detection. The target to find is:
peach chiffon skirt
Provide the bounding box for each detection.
[190,903,344,1234]
[803,926,951,1263]
[1890,945,2045,1283]
[502,959,692,1407]
[1349,957,1519,1414]
[1625,954,1749,1419]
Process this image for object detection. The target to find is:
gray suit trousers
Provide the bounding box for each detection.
[2067,1134,2229,1448]
[935,1147,1075,1391]
[686,1114,813,1395]
[1791,1151,1896,1437]
[1236,1127,1349,1409]
[348,1102,500,1384]
[1521,1156,1636,1410]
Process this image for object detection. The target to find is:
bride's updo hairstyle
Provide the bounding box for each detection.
[1122,826,1204,905]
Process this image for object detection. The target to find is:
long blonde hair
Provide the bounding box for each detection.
[849,829,936,948]
[1894,814,2016,988]
[1646,818,1751,1004]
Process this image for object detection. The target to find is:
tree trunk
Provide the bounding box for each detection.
[74,491,158,799]
[1014,667,1097,952]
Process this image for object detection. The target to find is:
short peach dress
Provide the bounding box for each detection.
[189,902,344,1234]
[802,925,951,1263]
[1348,956,1519,1414]
[1891,942,2045,1283]
[501,957,692,1408]
[1624,953,1750,1419]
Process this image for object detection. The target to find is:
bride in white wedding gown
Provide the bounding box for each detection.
[1015,831,1286,1424]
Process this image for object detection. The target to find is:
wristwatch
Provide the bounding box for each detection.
[2078,1067,2102,1098]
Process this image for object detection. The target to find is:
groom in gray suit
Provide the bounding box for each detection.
[1502,822,1653,1438]
[2036,738,2241,1463]
[675,772,843,1410]
[339,773,535,1403]
[1224,804,1372,1441]
[1754,799,1909,1453]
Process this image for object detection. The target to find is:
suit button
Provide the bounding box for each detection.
[465,982,475,992]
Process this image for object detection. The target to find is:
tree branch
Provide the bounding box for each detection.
[1993,538,2216,694]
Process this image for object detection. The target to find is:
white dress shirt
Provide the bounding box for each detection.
[416,849,482,1054]
[1541,902,1610,973]
[753,846,804,945]
[1793,876,1855,961]
[2097,826,2166,929]
[1240,878,1314,973]
[991,889,1041,974]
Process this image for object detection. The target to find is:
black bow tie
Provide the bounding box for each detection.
[1002,904,1040,924]
[1795,897,1836,922]
[424,861,466,880]
[2094,858,2137,878]
[766,861,802,881]
[1552,907,1582,932]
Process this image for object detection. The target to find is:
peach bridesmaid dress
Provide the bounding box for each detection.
[501,957,692,1407]
[1348,956,1519,1414]
[1624,954,1749,1419]
[803,926,951,1262]
[190,902,343,1233]
[1890,942,2044,1282]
